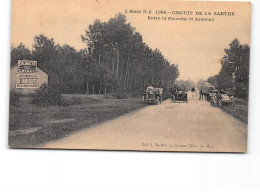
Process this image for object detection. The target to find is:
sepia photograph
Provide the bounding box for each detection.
[9,0,251,152]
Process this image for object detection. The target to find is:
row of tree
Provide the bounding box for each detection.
[198,39,250,98]
[11,13,179,94]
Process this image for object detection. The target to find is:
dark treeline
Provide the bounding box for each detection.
[197,39,250,98]
[11,13,179,95]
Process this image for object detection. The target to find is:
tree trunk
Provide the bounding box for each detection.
[124,55,130,91]
[112,51,115,72]
[111,50,114,71]
[99,83,101,94]
[99,54,101,66]
[87,80,89,94]
[104,80,107,95]
[161,78,164,87]
[92,84,95,94]
[116,47,119,77]
[127,74,130,90]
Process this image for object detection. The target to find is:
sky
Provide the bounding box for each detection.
[11,0,251,82]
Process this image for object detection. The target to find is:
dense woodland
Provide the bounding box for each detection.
[11,13,179,95]
[196,39,250,98]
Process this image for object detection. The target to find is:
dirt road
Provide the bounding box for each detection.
[43,91,247,152]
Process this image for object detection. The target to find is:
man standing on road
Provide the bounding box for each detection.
[180,84,186,92]
[147,85,154,92]
[171,84,178,94]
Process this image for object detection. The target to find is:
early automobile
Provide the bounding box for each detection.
[170,84,188,103]
[143,86,163,105]
[209,89,233,108]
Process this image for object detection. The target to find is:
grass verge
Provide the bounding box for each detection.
[221,98,248,124]
[9,94,146,148]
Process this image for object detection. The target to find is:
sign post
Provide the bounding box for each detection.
[16,60,40,88]
[18,60,37,73]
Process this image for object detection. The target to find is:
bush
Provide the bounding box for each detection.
[234,85,248,99]
[10,91,21,106]
[32,83,66,106]
[66,96,81,105]
[104,94,115,99]
[112,88,128,99]
[129,91,142,97]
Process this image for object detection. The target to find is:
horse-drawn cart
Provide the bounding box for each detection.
[199,82,215,100]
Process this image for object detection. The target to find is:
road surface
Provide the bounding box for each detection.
[43,91,247,152]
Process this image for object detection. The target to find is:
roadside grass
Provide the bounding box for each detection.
[221,98,248,124]
[9,94,146,148]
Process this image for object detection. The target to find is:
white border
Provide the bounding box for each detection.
[0,0,259,193]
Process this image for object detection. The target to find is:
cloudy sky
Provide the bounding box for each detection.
[11,0,251,82]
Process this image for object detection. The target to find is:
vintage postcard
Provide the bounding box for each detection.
[9,0,251,152]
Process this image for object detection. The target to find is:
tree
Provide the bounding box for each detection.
[218,39,250,97]
[12,13,180,96]
[32,34,57,76]
[207,75,218,88]
[81,13,179,93]
[11,43,32,67]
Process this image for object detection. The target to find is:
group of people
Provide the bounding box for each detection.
[145,84,188,96]
[170,84,186,94]
[144,84,199,98]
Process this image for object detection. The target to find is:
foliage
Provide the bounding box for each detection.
[11,43,33,67]
[81,13,179,93]
[32,83,65,106]
[112,88,128,99]
[206,39,250,98]
[11,13,179,96]
[207,75,218,88]
[9,91,21,106]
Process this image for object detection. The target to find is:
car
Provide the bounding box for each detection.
[143,86,163,105]
[170,84,188,103]
[218,94,233,108]
[171,90,188,103]
[209,89,233,108]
